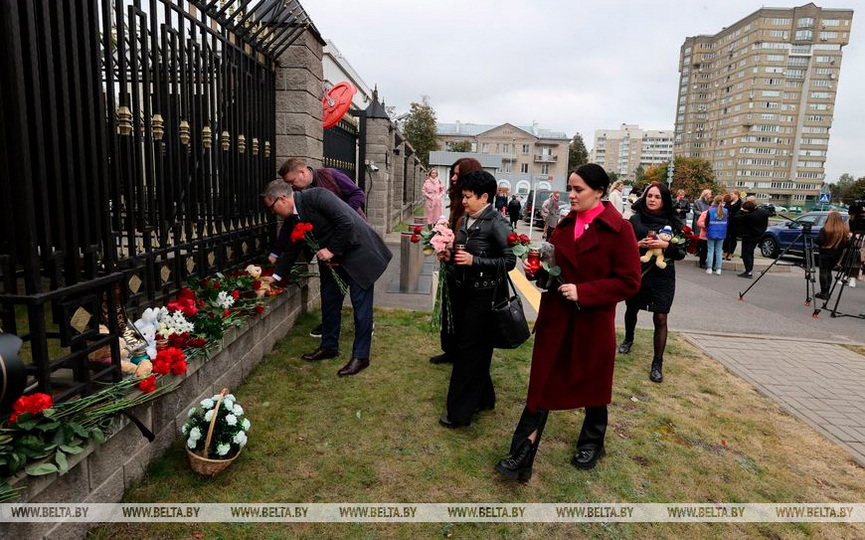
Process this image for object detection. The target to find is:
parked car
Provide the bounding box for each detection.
[758,204,776,216]
[759,211,848,259]
[522,189,553,228]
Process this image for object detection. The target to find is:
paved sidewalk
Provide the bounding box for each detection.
[683,333,865,467]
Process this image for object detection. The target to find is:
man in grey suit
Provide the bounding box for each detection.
[261,180,392,376]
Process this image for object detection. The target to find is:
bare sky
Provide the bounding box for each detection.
[303,0,862,183]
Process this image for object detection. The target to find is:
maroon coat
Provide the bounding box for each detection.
[526,201,641,412]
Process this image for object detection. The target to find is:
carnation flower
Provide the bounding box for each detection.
[232,404,244,416]
[241,418,251,431]
[204,409,214,422]
[189,427,202,441]
[225,414,237,426]
[223,399,234,411]
[233,431,248,447]
[216,443,231,456]
[200,398,214,409]
[187,437,197,449]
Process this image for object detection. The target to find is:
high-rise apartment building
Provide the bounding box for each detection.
[674,3,853,205]
[590,124,674,183]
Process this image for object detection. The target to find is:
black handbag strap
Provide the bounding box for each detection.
[492,261,520,307]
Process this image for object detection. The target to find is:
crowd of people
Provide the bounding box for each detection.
[262,156,865,482]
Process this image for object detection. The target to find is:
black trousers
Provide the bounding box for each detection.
[741,237,759,274]
[818,251,843,294]
[723,235,737,256]
[509,405,608,455]
[697,239,708,268]
[446,288,496,424]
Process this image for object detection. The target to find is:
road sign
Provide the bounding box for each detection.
[818,192,830,204]
[666,161,674,185]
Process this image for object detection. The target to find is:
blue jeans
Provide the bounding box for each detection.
[320,265,374,358]
[706,238,724,271]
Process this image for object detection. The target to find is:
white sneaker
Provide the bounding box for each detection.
[706,268,713,275]
[714,269,722,275]
[849,278,857,288]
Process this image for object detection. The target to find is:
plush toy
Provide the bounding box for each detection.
[640,225,674,270]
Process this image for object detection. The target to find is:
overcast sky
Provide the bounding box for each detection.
[302,0,863,183]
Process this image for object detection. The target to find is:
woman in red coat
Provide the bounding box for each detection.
[495,164,641,482]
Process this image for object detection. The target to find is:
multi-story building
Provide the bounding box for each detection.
[436,121,570,194]
[590,124,674,182]
[675,3,853,206]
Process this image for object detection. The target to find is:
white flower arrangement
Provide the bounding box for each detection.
[182,391,251,460]
[216,291,235,310]
[157,309,195,338]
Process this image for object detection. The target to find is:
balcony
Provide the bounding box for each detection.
[534,154,558,163]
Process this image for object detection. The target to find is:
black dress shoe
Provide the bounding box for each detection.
[301,347,339,361]
[337,357,369,377]
[429,353,452,364]
[649,357,664,383]
[571,446,605,470]
[309,323,323,338]
[495,438,538,483]
[814,292,828,300]
[737,272,752,279]
[438,415,468,429]
[617,341,633,354]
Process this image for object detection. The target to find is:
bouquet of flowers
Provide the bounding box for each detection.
[182,389,250,461]
[415,219,456,332]
[291,222,348,295]
[678,225,700,255]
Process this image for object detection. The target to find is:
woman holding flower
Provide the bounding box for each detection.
[437,170,516,428]
[495,164,641,481]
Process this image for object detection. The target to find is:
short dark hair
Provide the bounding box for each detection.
[278,158,306,178]
[459,170,497,201]
[573,163,611,196]
[742,200,757,212]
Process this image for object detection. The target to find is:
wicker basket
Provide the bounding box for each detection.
[186,388,241,477]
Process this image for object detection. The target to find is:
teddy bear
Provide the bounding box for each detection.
[246,264,270,297]
[640,225,674,270]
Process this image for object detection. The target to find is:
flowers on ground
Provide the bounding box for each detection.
[8,393,53,423]
[182,391,250,460]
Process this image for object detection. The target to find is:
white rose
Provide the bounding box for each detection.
[187,407,196,417]
[241,418,251,431]
[204,409,214,422]
[223,400,234,412]
[189,427,202,441]
[187,437,197,449]
[181,423,189,435]
[200,398,214,410]
[225,394,236,402]
[216,443,231,456]
[233,431,248,447]
[225,414,237,426]
[232,404,244,416]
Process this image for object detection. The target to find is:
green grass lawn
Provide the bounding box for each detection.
[90,309,865,539]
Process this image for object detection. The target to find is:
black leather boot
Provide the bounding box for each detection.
[650,357,664,383]
[495,438,538,483]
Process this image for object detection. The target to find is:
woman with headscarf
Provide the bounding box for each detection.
[618,182,686,384]
[421,169,446,225]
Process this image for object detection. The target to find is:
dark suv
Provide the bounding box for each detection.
[759,211,848,259]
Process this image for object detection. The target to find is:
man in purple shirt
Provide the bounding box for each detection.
[273,158,367,338]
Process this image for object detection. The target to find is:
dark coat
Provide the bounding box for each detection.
[274,188,392,289]
[526,202,641,411]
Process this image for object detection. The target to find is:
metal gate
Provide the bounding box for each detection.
[0,0,311,402]
[323,111,364,189]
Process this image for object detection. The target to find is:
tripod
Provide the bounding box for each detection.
[813,230,865,319]
[738,221,818,306]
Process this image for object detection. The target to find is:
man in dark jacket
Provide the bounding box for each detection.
[731,200,769,278]
[262,181,392,377]
[507,195,522,230]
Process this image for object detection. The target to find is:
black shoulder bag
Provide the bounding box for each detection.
[490,268,531,349]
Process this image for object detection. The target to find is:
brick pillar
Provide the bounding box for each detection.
[274,29,325,170]
[363,117,394,234]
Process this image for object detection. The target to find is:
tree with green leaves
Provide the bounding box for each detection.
[567,133,589,172]
[634,157,721,199]
[402,96,438,167]
[839,176,865,204]
[632,164,645,187]
[831,173,859,204]
[449,140,472,152]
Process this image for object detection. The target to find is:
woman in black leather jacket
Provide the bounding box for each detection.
[438,170,517,428]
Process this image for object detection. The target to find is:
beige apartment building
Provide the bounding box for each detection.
[590,124,674,183]
[436,121,570,194]
[675,3,853,206]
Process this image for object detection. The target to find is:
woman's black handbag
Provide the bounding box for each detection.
[491,273,531,349]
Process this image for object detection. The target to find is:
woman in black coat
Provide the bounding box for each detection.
[438,170,516,428]
[618,182,686,383]
[730,201,769,278]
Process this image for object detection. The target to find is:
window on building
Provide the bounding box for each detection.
[520,163,528,174]
[819,31,838,40]
[522,143,529,153]
[797,17,814,28]
[795,30,813,41]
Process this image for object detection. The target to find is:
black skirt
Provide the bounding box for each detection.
[626,263,676,313]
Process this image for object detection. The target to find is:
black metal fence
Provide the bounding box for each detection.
[323,111,363,190]
[0,0,310,403]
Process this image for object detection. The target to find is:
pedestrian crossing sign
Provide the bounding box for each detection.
[818,192,830,204]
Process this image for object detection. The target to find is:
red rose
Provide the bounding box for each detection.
[252,280,261,290]
[519,234,530,244]
[223,309,230,318]
[178,287,196,299]
[231,290,240,300]
[254,305,265,315]
[189,337,207,348]
[9,393,54,422]
[171,360,188,376]
[410,234,420,243]
[138,376,157,393]
[507,233,519,246]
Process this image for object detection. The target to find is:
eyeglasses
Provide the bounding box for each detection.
[266,196,283,211]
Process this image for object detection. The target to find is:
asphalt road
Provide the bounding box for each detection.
[616,256,865,344]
